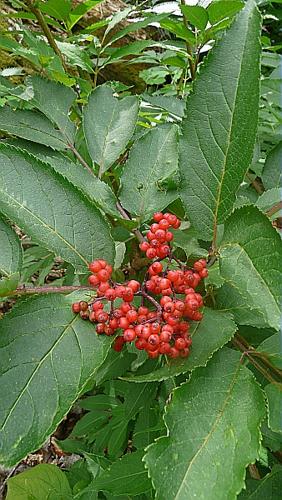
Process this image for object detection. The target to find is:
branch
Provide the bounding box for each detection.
[25,0,68,73]
[246,172,265,194]
[116,201,145,243]
[9,285,93,297]
[233,334,282,386]
[266,201,282,218]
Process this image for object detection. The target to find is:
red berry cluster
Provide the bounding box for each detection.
[71,213,208,362]
[139,212,180,259]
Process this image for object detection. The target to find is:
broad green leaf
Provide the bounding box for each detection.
[0,145,115,273]
[219,206,282,331]
[262,142,282,190]
[83,86,139,176]
[106,40,153,63]
[95,348,136,386]
[119,124,179,221]
[28,76,76,143]
[255,188,281,216]
[160,18,195,43]
[179,1,261,240]
[133,404,162,449]
[67,0,103,30]
[265,385,282,434]
[0,294,111,466]
[0,216,22,277]
[105,13,170,47]
[238,466,282,499]
[257,334,282,370]
[57,41,94,73]
[142,94,186,118]
[181,5,208,30]
[207,1,244,25]
[216,283,271,329]
[5,139,121,218]
[144,348,266,500]
[91,451,152,496]
[0,106,67,150]
[39,0,71,21]
[104,7,132,38]
[6,463,72,499]
[0,273,20,298]
[122,308,236,382]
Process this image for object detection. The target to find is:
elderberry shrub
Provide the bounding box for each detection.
[72,212,208,360]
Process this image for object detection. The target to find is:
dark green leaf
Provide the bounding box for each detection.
[5,139,120,219]
[219,206,282,330]
[122,308,236,382]
[0,145,115,273]
[160,18,195,43]
[119,124,179,221]
[83,86,139,175]
[208,1,244,25]
[28,76,76,144]
[6,463,72,499]
[265,385,282,434]
[262,142,282,190]
[91,451,151,496]
[144,348,266,500]
[0,294,111,466]
[0,216,22,277]
[181,5,208,30]
[39,0,71,21]
[0,106,67,150]
[238,465,282,499]
[257,334,282,370]
[179,1,261,240]
[106,13,170,46]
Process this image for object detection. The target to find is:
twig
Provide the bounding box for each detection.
[233,334,282,385]
[246,172,265,194]
[9,285,93,297]
[266,201,282,218]
[25,0,68,73]
[180,0,196,80]
[116,201,145,243]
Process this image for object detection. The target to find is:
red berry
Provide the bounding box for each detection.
[113,336,125,352]
[72,302,81,313]
[79,301,88,312]
[139,241,150,252]
[127,280,140,292]
[89,260,102,273]
[153,212,163,222]
[146,248,157,259]
[123,328,136,342]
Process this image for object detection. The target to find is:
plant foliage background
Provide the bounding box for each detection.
[0,0,281,498]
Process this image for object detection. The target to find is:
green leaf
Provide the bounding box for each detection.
[104,7,132,38]
[144,348,266,500]
[0,216,22,277]
[0,273,20,298]
[0,106,67,150]
[67,0,103,30]
[91,450,152,496]
[262,142,282,190]
[219,206,282,331]
[122,308,236,382]
[95,348,136,386]
[5,139,121,219]
[255,188,281,216]
[238,465,282,499]
[216,283,271,329]
[119,124,179,221]
[208,1,244,25]
[105,13,170,47]
[106,41,153,63]
[0,145,115,273]
[28,76,76,144]
[6,463,72,499]
[181,5,208,30]
[257,334,282,370]
[39,0,71,21]
[0,294,111,466]
[160,18,195,43]
[265,385,282,434]
[179,0,261,240]
[83,86,139,176]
